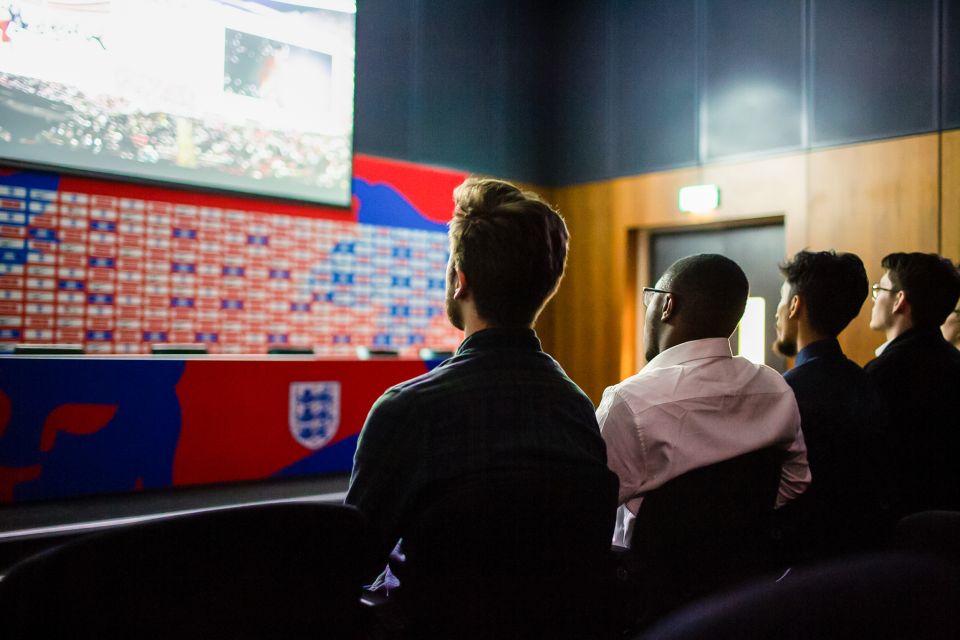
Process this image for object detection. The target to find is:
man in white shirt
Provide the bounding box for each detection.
[597,253,810,547]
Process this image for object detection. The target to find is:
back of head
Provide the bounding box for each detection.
[664,254,749,339]
[450,177,569,326]
[882,252,960,328]
[780,250,868,337]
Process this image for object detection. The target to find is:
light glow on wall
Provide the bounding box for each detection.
[738,296,765,365]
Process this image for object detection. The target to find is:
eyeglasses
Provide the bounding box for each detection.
[642,287,671,307]
[871,283,898,301]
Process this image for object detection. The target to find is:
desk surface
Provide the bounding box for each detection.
[0,472,350,538]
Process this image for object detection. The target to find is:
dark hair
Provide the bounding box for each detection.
[881,252,960,327]
[663,254,749,339]
[449,177,569,326]
[779,250,868,337]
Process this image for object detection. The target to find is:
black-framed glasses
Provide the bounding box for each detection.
[871,283,897,301]
[642,287,671,307]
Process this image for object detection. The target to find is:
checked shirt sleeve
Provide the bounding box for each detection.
[345,389,419,563]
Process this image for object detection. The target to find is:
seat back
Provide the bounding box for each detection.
[397,464,619,639]
[0,502,374,639]
[638,552,960,640]
[627,446,784,622]
[894,510,960,568]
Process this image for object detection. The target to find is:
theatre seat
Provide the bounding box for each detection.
[395,465,619,640]
[619,446,785,628]
[637,552,960,640]
[894,510,960,568]
[0,503,376,639]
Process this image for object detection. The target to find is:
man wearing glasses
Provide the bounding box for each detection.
[597,253,810,549]
[865,252,960,516]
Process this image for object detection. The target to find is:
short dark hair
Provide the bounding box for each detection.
[662,254,749,339]
[882,252,960,327]
[449,177,569,326]
[779,250,868,337]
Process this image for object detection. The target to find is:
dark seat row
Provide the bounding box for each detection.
[1,480,958,638]
[0,503,376,639]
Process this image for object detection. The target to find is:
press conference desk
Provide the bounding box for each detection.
[0,355,436,552]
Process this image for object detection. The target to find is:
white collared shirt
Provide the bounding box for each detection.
[874,340,890,356]
[597,337,811,547]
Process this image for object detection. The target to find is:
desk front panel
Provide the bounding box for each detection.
[0,356,437,504]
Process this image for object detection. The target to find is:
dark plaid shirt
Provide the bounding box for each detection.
[345,327,608,559]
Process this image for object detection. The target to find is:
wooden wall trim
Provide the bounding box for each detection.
[943,130,960,263]
[806,134,939,365]
[538,133,944,404]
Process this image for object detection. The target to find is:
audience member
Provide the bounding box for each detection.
[345,178,613,630]
[866,252,960,515]
[598,253,810,548]
[772,250,893,562]
[940,305,960,350]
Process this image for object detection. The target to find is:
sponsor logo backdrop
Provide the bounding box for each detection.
[0,155,462,503]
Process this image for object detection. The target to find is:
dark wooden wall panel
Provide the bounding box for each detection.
[413,0,499,172]
[493,2,557,184]
[703,0,804,159]
[354,0,417,160]
[612,0,698,175]
[354,0,553,183]
[811,0,937,146]
[944,0,960,130]
[551,2,614,185]
[541,134,940,403]
[354,1,953,185]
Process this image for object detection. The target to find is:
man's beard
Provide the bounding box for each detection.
[773,337,797,357]
[643,319,660,363]
[445,266,464,331]
[644,344,660,363]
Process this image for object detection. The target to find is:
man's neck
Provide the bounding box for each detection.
[659,328,719,354]
[462,316,494,339]
[885,317,914,343]
[796,323,831,353]
[460,311,534,339]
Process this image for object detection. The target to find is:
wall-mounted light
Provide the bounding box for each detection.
[678,184,720,214]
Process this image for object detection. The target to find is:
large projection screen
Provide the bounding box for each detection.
[0,0,356,207]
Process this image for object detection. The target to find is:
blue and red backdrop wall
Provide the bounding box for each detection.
[0,155,465,504]
[0,0,549,508]
[0,155,463,355]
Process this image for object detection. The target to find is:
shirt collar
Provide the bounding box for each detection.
[882,325,947,353]
[875,339,890,357]
[456,327,542,355]
[643,337,733,372]
[795,337,843,367]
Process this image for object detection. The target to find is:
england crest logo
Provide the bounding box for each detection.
[289,382,341,450]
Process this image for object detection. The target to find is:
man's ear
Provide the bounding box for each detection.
[661,293,675,322]
[788,294,801,320]
[453,269,469,300]
[892,289,909,315]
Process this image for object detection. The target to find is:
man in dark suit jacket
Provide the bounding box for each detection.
[866,252,960,517]
[773,250,892,562]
